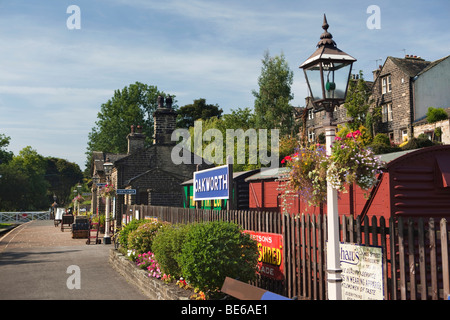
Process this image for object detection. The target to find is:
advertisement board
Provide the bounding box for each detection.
[193,164,232,201]
[340,242,384,300]
[244,230,284,280]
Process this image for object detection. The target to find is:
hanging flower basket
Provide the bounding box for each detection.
[99,184,116,198]
[282,144,328,207]
[72,194,84,203]
[328,130,384,193]
[282,129,385,207]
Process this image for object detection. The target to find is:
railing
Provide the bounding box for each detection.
[0,211,51,223]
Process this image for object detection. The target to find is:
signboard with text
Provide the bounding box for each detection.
[244,230,284,280]
[340,242,384,300]
[116,189,137,195]
[193,164,232,201]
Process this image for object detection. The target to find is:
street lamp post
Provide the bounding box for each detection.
[103,159,113,245]
[300,14,356,300]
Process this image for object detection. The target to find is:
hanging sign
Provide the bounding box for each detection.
[340,242,384,300]
[193,164,232,201]
[116,189,136,195]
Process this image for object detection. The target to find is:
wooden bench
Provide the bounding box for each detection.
[220,277,291,300]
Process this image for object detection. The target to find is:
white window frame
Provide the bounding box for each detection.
[382,103,393,122]
[387,103,393,121]
[307,128,315,142]
[382,75,392,94]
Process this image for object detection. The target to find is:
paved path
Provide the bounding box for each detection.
[0,220,148,300]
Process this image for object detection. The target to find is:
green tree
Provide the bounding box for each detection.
[222,107,255,130]
[0,146,49,210]
[45,157,83,205]
[426,107,448,123]
[86,82,173,171]
[344,70,372,131]
[0,133,13,165]
[252,51,294,134]
[176,98,222,129]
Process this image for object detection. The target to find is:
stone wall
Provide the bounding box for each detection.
[109,249,191,300]
[372,58,414,143]
[413,119,450,144]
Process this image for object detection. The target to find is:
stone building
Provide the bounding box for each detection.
[91,95,211,220]
[371,54,450,144]
[301,54,450,145]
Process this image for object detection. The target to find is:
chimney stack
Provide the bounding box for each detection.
[127,125,146,154]
[153,95,177,145]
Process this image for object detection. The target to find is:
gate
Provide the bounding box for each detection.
[0,211,51,223]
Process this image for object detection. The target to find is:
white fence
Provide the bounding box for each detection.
[0,210,51,223]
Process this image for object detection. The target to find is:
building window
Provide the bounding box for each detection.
[308,109,314,120]
[382,103,393,122]
[382,75,392,94]
[401,129,408,142]
[307,128,315,142]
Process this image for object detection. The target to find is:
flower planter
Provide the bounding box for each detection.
[109,249,191,300]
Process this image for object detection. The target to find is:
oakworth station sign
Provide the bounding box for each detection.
[193,164,232,201]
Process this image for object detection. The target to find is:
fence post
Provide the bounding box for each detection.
[441,219,449,299]
[429,218,438,300]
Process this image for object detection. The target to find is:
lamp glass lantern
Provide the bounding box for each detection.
[103,160,113,176]
[300,14,356,113]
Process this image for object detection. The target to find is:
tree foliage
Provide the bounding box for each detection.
[252,51,294,135]
[426,107,448,123]
[176,98,223,129]
[86,82,173,171]
[344,70,372,131]
[0,137,83,211]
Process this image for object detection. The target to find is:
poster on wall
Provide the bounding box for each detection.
[340,242,384,300]
[244,230,284,280]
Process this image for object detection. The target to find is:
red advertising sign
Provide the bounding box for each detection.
[244,230,284,280]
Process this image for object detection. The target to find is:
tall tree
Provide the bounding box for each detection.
[344,70,372,131]
[176,98,223,129]
[252,51,294,135]
[0,133,13,165]
[0,146,49,210]
[86,82,173,171]
[45,157,83,206]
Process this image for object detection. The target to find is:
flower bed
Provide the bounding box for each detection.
[109,249,192,300]
[114,220,259,300]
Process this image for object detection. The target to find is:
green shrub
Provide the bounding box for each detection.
[426,107,448,123]
[401,137,434,150]
[118,219,146,249]
[178,221,258,291]
[367,143,400,155]
[127,220,167,254]
[372,133,390,146]
[151,223,190,278]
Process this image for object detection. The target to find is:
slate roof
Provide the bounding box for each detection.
[388,56,432,78]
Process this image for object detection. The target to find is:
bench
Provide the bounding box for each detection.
[220,277,291,300]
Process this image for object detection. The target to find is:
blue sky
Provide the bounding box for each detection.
[0,0,449,170]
